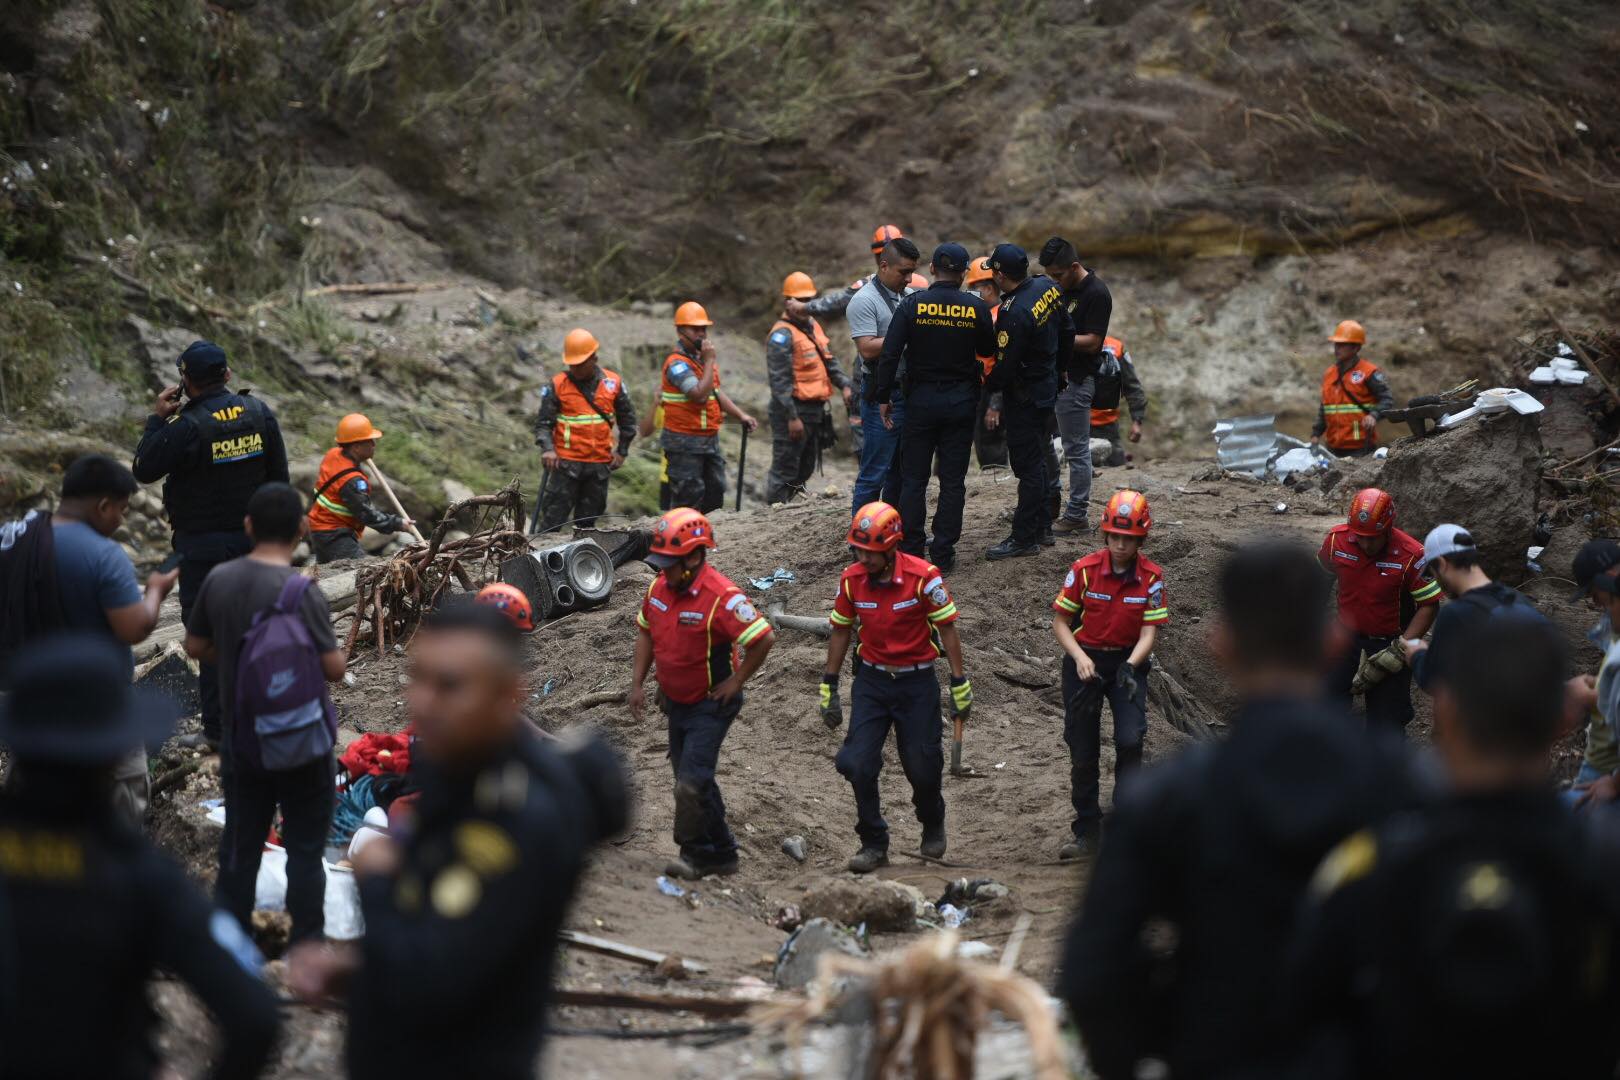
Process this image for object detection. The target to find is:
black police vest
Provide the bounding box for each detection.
[163,392,272,533]
[1093,353,1124,411]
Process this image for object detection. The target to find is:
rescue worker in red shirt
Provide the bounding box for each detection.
[660,303,758,513]
[1311,319,1394,457]
[965,256,1007,469]
[532,328,637,533]
[628,508,775,879]
[821,501,972,873]
[1050,490,1168,860]
[1318,487,1441,731]
[307,413,414,563]
[765,272,853,504]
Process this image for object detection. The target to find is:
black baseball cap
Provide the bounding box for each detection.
[987,243,1027,278]
[1039,236,1079,268]
[1570,539,1620,600]
[932,242,970,273]
[177,339,228,379]
[0,634,180,764]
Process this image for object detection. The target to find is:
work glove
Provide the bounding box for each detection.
[949,675,973,722]
[1114,662,1143,707]
[1350,641,1406,695]
[819,674,843,729]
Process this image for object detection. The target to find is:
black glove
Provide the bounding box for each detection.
[819,674,843,729]
[1114,662,1143,707]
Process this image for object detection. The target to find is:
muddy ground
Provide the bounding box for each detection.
[142,402,1610,1075]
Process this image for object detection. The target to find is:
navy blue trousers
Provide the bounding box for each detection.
[1062,648,1149,839]
[664,696,740,865]
[835,666,945,849]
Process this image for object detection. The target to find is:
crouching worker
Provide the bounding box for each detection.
[0,635,281,1077]
[1051,490,1167,860]
[629,509,774,879]
[822,502,971,873]
[287,601,630,1079]
[307,412,414,563]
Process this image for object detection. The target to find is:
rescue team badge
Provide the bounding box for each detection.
[997,331,1009,348]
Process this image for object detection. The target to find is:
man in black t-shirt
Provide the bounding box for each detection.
[1406,523,1540,694]
[1039,238,1113,534]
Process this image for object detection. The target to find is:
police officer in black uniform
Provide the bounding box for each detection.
[133,340,288,749]
[870,242,996,571]
[287,602,629,1080]
[0,634,281,1078]
[1286,613,1620,1080]
[983,244,1073,561]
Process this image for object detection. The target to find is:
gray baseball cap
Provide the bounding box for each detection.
[1419,523,1477,571]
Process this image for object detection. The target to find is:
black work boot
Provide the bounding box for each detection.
[1058,830,1099,862]
[665,855,739,880]
[920,823,946,860]
[847,846,890,874]
[986,537,1039,561]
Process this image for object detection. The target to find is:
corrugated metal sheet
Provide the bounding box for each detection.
[1213,414,1280,475]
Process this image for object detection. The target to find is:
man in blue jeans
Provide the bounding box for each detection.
[844,237,920,513]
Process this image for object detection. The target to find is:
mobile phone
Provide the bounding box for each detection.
[158,551,182,574]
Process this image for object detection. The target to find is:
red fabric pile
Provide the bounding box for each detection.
[340,732,412,781]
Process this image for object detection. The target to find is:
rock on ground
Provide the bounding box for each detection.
[773,917,867,991]
[800,876,918,932]
[1380,412,1543,583]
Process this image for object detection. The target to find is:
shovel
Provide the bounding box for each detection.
[949,712,984,778]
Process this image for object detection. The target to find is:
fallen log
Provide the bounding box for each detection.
[136,568,360,663]
[552,988,761,1019]
[558,930,708,975]
[765,602,832,639]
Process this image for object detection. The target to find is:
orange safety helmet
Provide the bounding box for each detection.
[870,224,905,254]
[336,413,383,445]
[475,582,536,634]
[1329,319,1367,346]
[563,328,600,366]
[964,256,994,286]
[674,301,713,328]
[648,507,716,564]
[847,501,903,552]
[782,272,818,300]
[1347,488,1395,537]
[908,273,928,291]
[1101,490,1152,537]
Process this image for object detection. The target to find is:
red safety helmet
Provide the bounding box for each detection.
[1101,490,1152,537]
[475,583,536,634]
[649,507,716,564]
[848,501,903,552]
[1347,488,1395,536]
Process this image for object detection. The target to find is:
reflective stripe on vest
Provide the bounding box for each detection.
[661,351,722,436]
[1321,358,1381,451]
[551,369,621,462]
[770,318,834,403]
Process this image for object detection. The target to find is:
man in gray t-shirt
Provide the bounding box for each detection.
[848,238,921,513]
[185,482,345,945]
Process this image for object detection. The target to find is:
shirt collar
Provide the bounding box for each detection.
[1100,554,1141,585]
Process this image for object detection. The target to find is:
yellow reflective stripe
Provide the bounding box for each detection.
[316,493,355,518]
[1054,596,1081,613]
[1143,608,1169,622]
[829,611,854,626]
[736,618,771,646]
[636,612,650,629]
[1322,405,1365,413]
[927,602,959,623]
[661,391,694,403]
[556,413,609,424]
[1410,581,1441,601]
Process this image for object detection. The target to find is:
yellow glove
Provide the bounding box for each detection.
[949,676,973,720]
[819,675,843,729]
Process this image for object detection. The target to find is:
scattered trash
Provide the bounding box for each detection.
[939,903,968,929]
[1374,446,1389,459]
[254,847,364,940]
[655,875,686,898]
[1529,355,1588,385]
[939,878,1011,907]
[957,940,997,960]
[771,904,803,931]
[780,835,807,863]
[1272,502,1289,515]
[748,567,798,590]
[1214,415,1324,479]
[347,806,391,861]
[1271,447,1329,480]
[994,761,1006,770]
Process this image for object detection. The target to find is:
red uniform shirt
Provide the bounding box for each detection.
[829,552,959,667]
[637,564,773,705]
[1318,524,1440,637]
[1052,549,1169,650]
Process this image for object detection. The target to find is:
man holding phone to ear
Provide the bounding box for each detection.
[134,340,288,751]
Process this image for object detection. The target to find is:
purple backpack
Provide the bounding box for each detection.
[233,574,336,770]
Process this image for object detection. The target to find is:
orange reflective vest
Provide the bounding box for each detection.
[769,318,835,403]
[979,303,1000,378]
[1090,336,1128,426]
[661,349,723,436]
[551,368,624,463]
[307,446,368,536]
[1321,357,1382,451]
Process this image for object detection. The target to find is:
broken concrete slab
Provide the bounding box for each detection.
[773,917,866,991]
